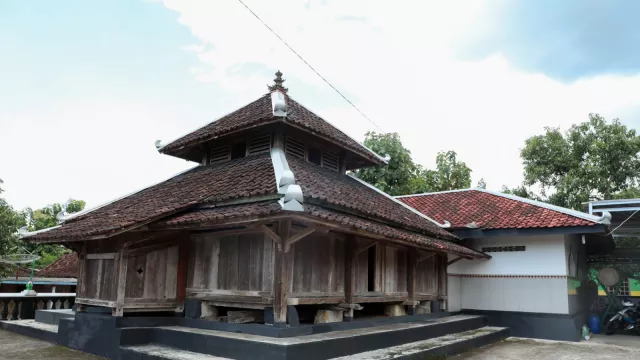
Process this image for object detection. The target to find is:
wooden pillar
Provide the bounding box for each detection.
[113,248,128,317]
[76,242,87,312]
[407,251,417,302]
[438,254,447,310]
[176,236,190,303]
[273,220,291,325]
[344,235,356,320]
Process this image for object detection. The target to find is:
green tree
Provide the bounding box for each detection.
[520,114,640,210]
[0,189,23,277]
[355,132,474,195]
[356,132,419,196]
[21,199,86,267]
[501,185,534,199]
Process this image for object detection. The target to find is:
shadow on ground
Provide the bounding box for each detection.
[0,329,104,360]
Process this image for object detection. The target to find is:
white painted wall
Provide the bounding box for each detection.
[448,275,462,312]
[450,235,568,276]
[449,234,571,314]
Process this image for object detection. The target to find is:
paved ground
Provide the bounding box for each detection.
[0,329,103,360]
[453,337,640,360]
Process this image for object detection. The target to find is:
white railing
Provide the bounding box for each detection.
[0,293,75,320]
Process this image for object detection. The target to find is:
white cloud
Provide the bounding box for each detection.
[162,0,640,190]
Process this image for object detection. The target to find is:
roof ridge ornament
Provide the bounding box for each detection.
[268,70,288,93]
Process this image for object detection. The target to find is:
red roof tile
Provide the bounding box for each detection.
[160,94,384,166]
[38,253,78,278]
[397,189,598,230]
[154,202,485,259]
[287,157,458,241]
[26,153,277,241]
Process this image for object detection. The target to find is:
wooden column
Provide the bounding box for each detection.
[407,251,417,302]
[273,220,291,325]
[76,242,87,312]
[176,236,190,303]
[114,248,128,317]
[344,235,356,320]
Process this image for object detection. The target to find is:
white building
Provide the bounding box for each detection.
[397,189,611,341]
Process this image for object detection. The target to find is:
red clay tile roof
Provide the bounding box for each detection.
[154,201,485,258]
[397,189,599,230]
[38,253,78,278]
[303,206,488,259]
[160,94,384,166]
[287,157,458,241]
[26,153,277,241]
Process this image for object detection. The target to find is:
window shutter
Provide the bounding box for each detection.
[247,134,272,155]
[285,136,305,159]
[322,151,339,172]
[210,145,230,163]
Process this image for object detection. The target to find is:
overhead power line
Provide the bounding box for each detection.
[236,0,385,133]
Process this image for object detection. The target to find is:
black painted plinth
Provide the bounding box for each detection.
[461,309,584,342]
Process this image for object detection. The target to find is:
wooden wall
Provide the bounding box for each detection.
[290,234,345,294]
[415,254,442,295]
[187,232,274,293]
[355,243,408,294]
[125,245,179,300]
[83,258,116,301]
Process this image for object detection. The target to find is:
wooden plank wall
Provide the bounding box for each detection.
[290,234,344,294]
[187,232,274,293]
[84,258,116,301]
[354,243,408,294]
[415,255,440,294]
[125,245,179,300]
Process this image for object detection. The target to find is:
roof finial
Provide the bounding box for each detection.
[268,70,288,93]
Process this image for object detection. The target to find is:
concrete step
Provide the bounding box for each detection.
[120,344,232,360]
[119,315,489,360]
[0,319,60,344]
[333,326,509,359]
[35,309,75,325]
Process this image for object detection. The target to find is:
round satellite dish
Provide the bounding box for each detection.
[598,267,620,287]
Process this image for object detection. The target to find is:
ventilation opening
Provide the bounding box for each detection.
[367,246,376,292]
[248,134,272,155]
[210,145,231,164]
[308,147,322,166]
[285,136,305,159]
[322,151,339,172]
[231,141,247,160]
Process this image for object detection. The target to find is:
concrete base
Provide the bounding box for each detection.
[384,304,406,317]
[461,309,585,342]
[35,309,75,326]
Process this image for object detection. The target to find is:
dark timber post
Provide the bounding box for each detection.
[344,235,356,321]
[114,247,128,317]
[177,235,190,304]
[407,251,417,314]
[273,220,291,325]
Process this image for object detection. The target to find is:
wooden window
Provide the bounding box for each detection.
[231,141,247,160]
[248,134,272,155]
[285,136,305,159]
[308,147,322,166]
[322,151,339,172]
[210,145,231,164]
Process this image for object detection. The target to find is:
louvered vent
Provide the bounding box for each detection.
[285,137,305,159]
[210,145,230,163]
[322,151,339,172]
[248,134,272,155]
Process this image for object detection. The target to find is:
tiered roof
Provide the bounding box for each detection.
[24,72,487,259]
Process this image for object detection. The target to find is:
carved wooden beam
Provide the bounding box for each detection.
[417,251,436,264]
[448,256,463,266]
[260,225,282,245]
[284,228,316,252]
[355,239,379,256]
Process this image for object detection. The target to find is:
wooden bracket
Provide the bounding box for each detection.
[447,256,464,266]
[416,251,436,264]
[283,228,316,252]
[261,225,282,246]
[355,239,379,256]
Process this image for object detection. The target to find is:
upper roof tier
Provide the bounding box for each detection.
[159,72,385,170]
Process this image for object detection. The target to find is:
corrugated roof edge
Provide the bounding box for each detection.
[287,95,388,164]
[347,173,455,233]
[395,188,608,224]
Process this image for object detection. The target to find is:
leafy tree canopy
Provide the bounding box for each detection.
[355,132,473,196]
[520,114,640,210]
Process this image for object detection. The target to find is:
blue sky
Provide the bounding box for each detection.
[1,0,639,211]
